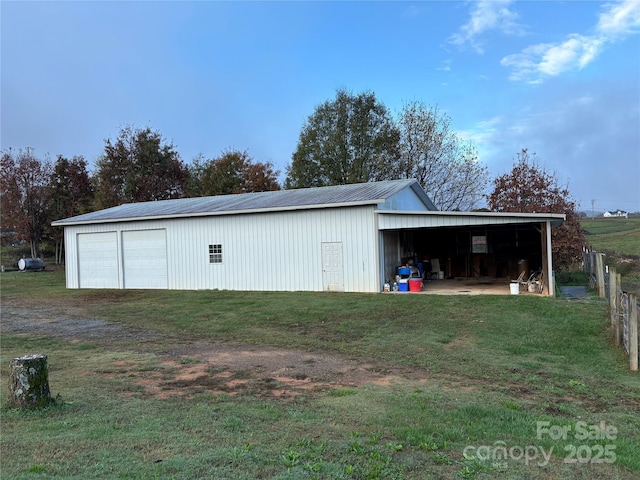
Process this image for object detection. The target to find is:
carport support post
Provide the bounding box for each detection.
[542,221,554,296]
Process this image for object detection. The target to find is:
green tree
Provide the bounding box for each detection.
[395,101,488,211]
[188,150,280,196]
[0,148,52,258]
[94,126,188,208]
[285,89,400,188]
[48,155,94,263]
[487,149,584,269]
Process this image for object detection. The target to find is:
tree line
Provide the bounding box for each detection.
[0,89,583,268]
[1,131,281,262]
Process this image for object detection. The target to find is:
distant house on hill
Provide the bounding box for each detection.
[603,210,628,218]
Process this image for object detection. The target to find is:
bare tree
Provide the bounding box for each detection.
[395,101,488,210]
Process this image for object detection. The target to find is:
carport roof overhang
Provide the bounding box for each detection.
[376,210,565,230]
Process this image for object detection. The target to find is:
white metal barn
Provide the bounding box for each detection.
[52,179,564,294]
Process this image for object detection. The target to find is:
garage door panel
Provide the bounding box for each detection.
[122,229,168,289]
[78,232,119,288]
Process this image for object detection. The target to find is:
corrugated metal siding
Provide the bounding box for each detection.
[63,228,78,288]
[167,206,379,292]
[379,188,433,211]
[63,205,380,292]
[382,231,400,283]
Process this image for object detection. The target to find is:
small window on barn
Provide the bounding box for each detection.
[209,244,222,264]
[471,236,487,254]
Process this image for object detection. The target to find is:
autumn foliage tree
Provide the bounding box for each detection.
[188,150,280,196]
[48,155,94,263]
[487,149,584,270]
[94,126,188,208]
[241,158,281,193]
[0,148,52,258]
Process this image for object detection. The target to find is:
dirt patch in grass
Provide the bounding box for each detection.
[105,345,405,401]
[5,298,638,411]
[2,300,425,401]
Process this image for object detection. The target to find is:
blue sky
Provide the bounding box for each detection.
[2,0,639,213]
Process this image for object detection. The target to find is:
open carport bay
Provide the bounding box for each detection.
[417,224,542,278]
[383,222,547,290]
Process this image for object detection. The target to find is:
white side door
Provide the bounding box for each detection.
[322,242,344,291]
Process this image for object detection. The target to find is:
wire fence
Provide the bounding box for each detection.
[583,247,638,371]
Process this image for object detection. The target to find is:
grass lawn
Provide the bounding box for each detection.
[581,218,640,237]
[582,218,640,257]
[1,271,639,479]
[582,217,640,296]
[582,218,640,256]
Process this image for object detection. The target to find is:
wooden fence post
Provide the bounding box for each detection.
[596,253,605,298]
[630,294,638,372]
[609,267,617,331]
[616,274,622,345]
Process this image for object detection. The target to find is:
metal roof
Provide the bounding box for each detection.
[377,210,566,229]
[52,179,433,226]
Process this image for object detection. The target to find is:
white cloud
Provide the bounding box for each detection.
[597,0,640,37]
[502,0,640,83]
[449,0,523,53]
[502,35,604,83]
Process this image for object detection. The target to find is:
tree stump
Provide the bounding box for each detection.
[8,354,52,409]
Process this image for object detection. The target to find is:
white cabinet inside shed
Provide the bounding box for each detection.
[122,229,168,289]
[77,232,119,288]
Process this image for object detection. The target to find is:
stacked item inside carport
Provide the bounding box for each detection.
[397,266,423,292]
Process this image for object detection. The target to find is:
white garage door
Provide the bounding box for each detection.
[122,229,168,289]
[78,232,119,288]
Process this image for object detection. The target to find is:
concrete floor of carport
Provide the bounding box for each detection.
[387,277,542,296]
